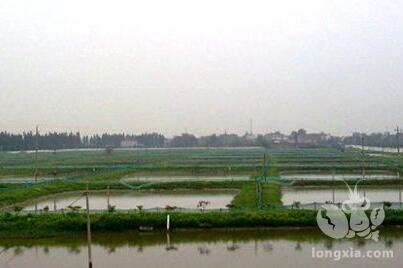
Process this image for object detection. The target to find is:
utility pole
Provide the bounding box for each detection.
[395,126,401,182]
[107,185,110,209]
[256,154,266,210]
[34,125,39,183]
[86,184,93,268]
[361,135,365,155]
[332,169,335,204]
[396,126,401,157]
[361,135,366,180]
[249,118,253,135]
[228,166,233,182]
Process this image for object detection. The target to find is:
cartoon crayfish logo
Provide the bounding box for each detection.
[317,181,385,241]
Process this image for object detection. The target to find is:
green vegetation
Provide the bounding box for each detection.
[0,210,316,238]
[262,183,282,207]
[0,147,401,209]
[2,209,403,238]
[0,147,402,238]
[231,183,258,209]
[231,182,282,209]
[0,147,400,177]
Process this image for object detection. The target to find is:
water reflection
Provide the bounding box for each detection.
[1,228,403,268]
[165,233,178,251]
[197,246,211,255]
[226,242,240,252]
[263,243,273,251]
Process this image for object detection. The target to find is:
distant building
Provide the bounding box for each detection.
[297,132,328,145]
[120,139,138,148]
[244,133,257,141]
[264,132,290,144]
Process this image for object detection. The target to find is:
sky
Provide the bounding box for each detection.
[0,0,402,136]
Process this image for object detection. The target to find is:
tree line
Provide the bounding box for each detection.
[0,130,400,151]
[0,132,167,151]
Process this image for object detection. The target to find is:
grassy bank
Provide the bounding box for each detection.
[231,184,257,209]
[0,210,316,238]
[2,209,403,238]
[231,182,282,209]
[262,183,282,207]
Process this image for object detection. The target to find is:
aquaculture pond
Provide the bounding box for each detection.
[23,190,237,211]
[280,173,398,181]
[282,187,403,206]
[347,145,400,154]
[122,175,250,182]
[0,177,57,184]
[0,228,401,268]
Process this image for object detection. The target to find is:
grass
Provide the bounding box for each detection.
[0,210,317,238]
[262,183,282,207]
[2,209,403,238]
[231,182,282,209]
[231,183,258,209]
[0,147,400,176]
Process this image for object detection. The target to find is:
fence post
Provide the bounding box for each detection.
[167,214,170,231]
[107,185,110,209]
[86,184,93,268]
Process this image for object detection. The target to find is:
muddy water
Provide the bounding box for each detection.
[0,177,56,183]
[347,145,400,154]
[280,173,398,181]
[23,190,237,211]
[123,175,249,182]
[282,187,403,205]
[0,229,402,268]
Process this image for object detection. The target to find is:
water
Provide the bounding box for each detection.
[0,177,56,184]
[280,173,397,181]
[123,175,249,182]
[346,145,400,154]
[23,190,237,211]
[282,187,403,205]
[0,228,402,268]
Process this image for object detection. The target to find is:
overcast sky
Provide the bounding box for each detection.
[0,0,402,136]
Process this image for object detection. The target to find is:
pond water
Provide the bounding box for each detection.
[23,190,237,211]
[122,175,249,182]
[280,173,398,181]
[0,228,402,268]
[347,145,400,154]
[0,177,56,184]
[282,187,403,205]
